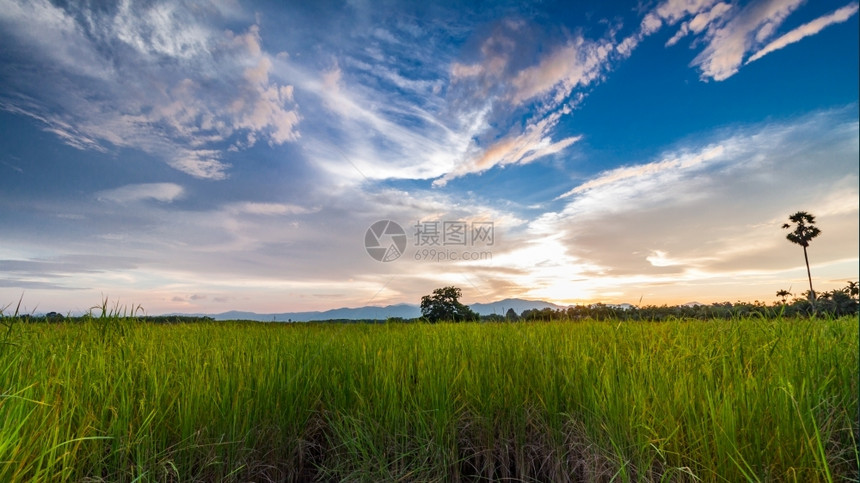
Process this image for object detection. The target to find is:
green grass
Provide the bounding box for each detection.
[0,315,856,481]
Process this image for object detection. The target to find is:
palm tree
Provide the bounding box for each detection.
[775,289,792,304]
[846,281,859,301]
[782,211,821,302]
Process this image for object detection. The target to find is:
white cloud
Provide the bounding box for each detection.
[666,2,733,46]
[690,0,804,80]
[647,250,679,267]
[643,0,852,80]
[557,145,726,199]
[226,202,314,216]
[645,0,848,81]
[435,109,582,186]
[747,3,859,64]
[450,62,485,78]
[509,38,611,105]
[616,35,640,58]
[654,0,723,24]
[641,13,663,35]
[226,27,301,145]
[168,149,230,180]
[108,0,213,60]
[97,183,185,203]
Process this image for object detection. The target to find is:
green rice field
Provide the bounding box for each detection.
[0,315,856,481]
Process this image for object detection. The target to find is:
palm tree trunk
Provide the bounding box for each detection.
[803,245,815,301]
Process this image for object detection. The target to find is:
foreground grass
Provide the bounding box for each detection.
[0,316,856,481]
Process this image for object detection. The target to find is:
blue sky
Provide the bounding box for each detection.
[0,0,857,314]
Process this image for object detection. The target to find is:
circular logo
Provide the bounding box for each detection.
[365,220,407,262]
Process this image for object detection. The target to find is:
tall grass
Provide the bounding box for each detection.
[0,315,856,481]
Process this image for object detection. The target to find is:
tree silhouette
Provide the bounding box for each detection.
[775,289,792,304]
[420,286,478,323]
[782,211,821,302]
[846,281,859,300]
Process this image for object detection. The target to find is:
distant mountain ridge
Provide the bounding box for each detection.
[470,298,564,315]
[174,298,571,322]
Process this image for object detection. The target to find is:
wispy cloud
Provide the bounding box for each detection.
[295,10,607,188]
[435,109,582,187]
[97,183,185,204]
[508,38,612,106]
[168,149,230,181]
[105,0,216,60]
[0,0,300,179]
[438,21,619,185]
[290,34,469,185]
[665,2,734,46]
[747,2,859,64]
[690,0,804,80]
[225,202,314,216]
[640,0,854,81]
[557,145,727,200]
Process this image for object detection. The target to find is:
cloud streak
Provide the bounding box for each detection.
[640,0,856,81]
[690,0,804,80]
[97,183,185,204]
[747,2,859,64]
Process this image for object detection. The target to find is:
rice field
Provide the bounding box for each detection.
[0,315,856,482]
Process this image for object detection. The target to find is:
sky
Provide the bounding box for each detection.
[0,0,857,315]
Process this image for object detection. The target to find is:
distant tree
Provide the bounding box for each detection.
[845,281,859,300]
[505,308,519,321]
[782,211,821,302]
[44,312,64,322]
[420,286,478,323]
[775,289,792,304]
[810,287,858,317]
[482,314,505,322]
[830,288,859,315]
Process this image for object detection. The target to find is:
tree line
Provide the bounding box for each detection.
[509,283,858,322]
[410,280,857,323]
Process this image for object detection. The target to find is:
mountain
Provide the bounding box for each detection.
[605,303,635,310]
[176,298,568,322]
[470,298,565,315]
[204,303,421,322]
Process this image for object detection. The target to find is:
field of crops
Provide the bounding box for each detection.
[0,316,856,482]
